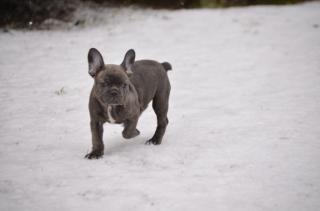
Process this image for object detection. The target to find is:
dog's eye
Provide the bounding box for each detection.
[101,82,108,87]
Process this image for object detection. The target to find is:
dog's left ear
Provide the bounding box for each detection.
[121,49,135,74]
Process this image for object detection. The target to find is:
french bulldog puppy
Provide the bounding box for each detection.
[85,48,172,159]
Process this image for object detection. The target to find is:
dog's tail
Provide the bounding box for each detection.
[161,62,172,72]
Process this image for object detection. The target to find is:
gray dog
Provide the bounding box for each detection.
[85,48,172,159]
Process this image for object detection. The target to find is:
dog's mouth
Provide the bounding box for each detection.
[100,97,124,106]
[107,102,122,106]
[94,90,124,106]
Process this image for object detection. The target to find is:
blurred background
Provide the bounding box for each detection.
[0,0,309,28]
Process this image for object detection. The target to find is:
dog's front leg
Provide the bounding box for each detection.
[122,117,140,139]
[85,121,104,159]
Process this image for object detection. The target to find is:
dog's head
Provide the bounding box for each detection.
[88,48,135,106]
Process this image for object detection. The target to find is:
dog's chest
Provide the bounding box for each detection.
[106,105,116,124]
[103,105,125,124]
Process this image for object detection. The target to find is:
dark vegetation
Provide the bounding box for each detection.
[99,0,308,8]
[0,0,77,28]
[0,0,309,28]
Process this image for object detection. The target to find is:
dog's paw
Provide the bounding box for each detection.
[85,150,104,159]
[145,138,161,145]
[122,129,140,139]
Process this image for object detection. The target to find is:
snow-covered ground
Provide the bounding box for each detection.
[1,2,320,210]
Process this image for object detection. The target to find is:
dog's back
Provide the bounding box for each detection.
[130,60,172,111]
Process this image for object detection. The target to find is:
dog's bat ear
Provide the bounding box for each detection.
[121,49,135,74]
[88,48,104,77]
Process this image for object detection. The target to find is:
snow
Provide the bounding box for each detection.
[1,2,320,210]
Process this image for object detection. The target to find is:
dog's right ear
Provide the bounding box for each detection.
[88,48,104,77]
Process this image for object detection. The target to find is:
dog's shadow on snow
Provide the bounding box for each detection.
[105,136,148,155]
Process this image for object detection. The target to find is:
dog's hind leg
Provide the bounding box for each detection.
[146,88,170,145]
